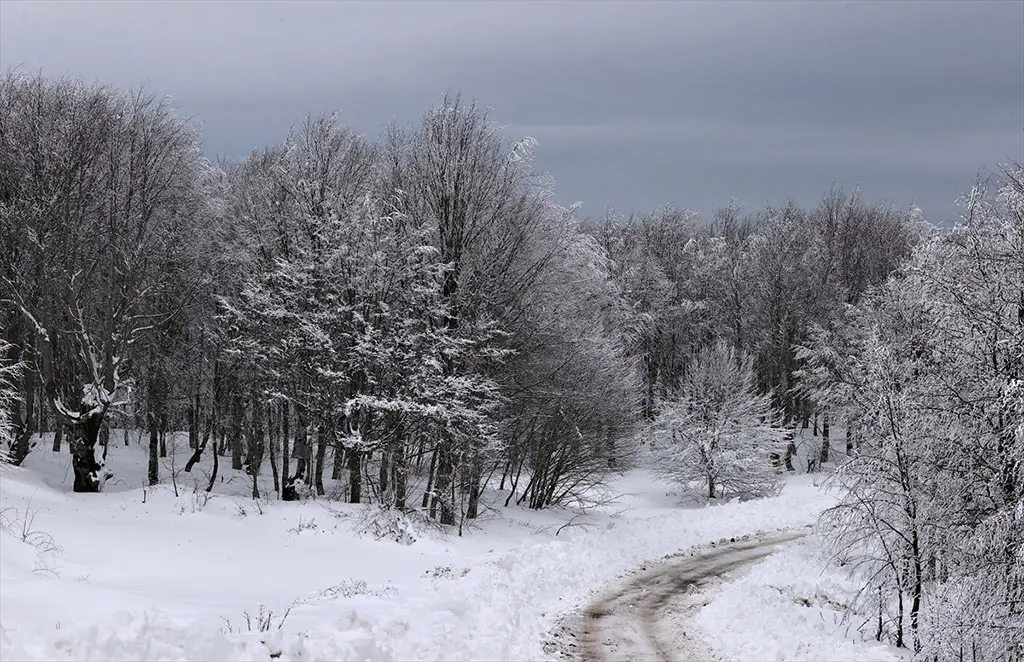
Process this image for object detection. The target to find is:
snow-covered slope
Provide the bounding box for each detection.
[2,438,836,661]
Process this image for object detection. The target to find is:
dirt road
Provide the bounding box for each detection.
[544,530,806,662]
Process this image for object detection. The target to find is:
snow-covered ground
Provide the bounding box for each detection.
[696,534,907,662]
[2,431,874,661]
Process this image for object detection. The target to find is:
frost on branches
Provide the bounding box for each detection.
[800,164,1024,661]
[651,341,786,501]
[0,340,22,465]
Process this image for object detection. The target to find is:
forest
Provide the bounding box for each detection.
[0,72,1020,660]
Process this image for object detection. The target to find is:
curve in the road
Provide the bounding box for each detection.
[578,531,807,662]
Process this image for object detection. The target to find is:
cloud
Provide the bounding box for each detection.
[1,0,1020,222]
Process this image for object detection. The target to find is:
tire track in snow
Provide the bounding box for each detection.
[553,531,806,662]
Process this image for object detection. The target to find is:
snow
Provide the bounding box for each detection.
[3,432,853,661]
[695,533,908,662]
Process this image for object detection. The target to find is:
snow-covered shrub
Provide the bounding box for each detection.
[356,505,420,545]
[651,341,786,500]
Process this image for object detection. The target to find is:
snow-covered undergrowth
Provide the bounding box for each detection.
[696,533,907,662]
[2,437,837,661]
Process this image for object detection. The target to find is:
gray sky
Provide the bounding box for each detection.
[2,0,1022,223]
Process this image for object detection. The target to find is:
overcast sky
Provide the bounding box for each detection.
[1,0,1021,222]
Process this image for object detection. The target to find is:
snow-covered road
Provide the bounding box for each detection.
[550,531,807,662]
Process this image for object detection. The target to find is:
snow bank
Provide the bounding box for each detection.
[695,534,906,662]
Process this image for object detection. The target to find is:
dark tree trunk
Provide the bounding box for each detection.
[148,410,159,486]
[331,443,344,480]
[8,387,28,465]
[52,421,63,452]
[347,447,361,503]
[293,404,308,483]
[280,401,289,488]
[820,411,831,464]
[392,433,407,511]
[70,411,107,493]
[268,404,279,496]
[18,366,37,461]
[189,391,199,449]
[37,382,45,434]
[379,447,390,499]
[314,425,326,496]
[184,412,213,473]
[230,393,243,470]
[465,453,483,519]
[432,446,456,525]
[206,431,219,493]
[423,446,437,511]
[896,585,905,648]
[158,411,168,458]
[783,431,796,471]
[248,398,265,499]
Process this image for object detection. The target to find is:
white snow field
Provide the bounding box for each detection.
[1,432,878,661]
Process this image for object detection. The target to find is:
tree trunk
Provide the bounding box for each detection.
[70,411,107,492]
[911,532,923,653]
[423,447,438,511]
[314,426,326,496]
[268,404,279,496]
[52,421,63,452]
[465,453,482,519]
[248,398,264,499]
[432,446,456,525]
[347,448,361,503]
[331,442,344,480]
[820,410,831,464]
[189,391,199,449]
[4,322,31,465]
[18,366,37,461]
[206,431,219,493]
[147,410,159,486]
[895,584,905,648]
[783,431,796,471]
[230,393,243,470]
[293,404,308,482]
[280,401,289,488]
[392,433,407,511]
[378,448,390,500]
[158,411,168,458]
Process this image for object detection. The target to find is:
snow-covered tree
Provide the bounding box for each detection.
[0,74,212,490]
[801,164,1024,659]
[652,341,786,500]
[0,340,22,465]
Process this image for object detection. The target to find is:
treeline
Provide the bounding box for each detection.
[0,72,918,509]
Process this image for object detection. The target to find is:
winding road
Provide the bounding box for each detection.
[545,531,806,662]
